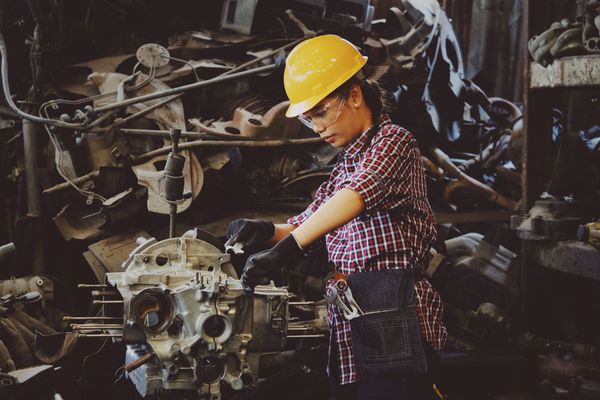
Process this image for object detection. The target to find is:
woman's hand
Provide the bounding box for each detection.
[224,219,275,253]
[241,234,304,290]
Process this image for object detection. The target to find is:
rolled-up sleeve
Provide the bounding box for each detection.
[341,128,416,211]
[287,178,333,226]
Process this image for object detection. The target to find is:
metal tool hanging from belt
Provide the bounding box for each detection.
[324,273,364,320]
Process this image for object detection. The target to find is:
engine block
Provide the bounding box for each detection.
[105,230,290,399]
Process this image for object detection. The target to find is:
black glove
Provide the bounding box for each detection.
[225,219,275,252]
[241,234,305,290]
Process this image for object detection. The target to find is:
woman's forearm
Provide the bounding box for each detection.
[291,188,365,248]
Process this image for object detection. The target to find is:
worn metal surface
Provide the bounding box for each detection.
[530,55,600,87]
[527,241,600,281]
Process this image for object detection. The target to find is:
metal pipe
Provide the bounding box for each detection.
[91,290,119,297]
[77,333,123,338]
[43,170,100,195]
[118,93,183,125]
[125,351,155,373]
[93,300,124,305]
[132,137,324,163]
[119,128,209,139]
[78,284,108,289]
[93,64,276,113]
[63,316,122,321]
[287,334,326,338]
[71,324,123,329]
[22,119,41,218]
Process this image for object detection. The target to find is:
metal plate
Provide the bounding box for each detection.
[136,43,170,68]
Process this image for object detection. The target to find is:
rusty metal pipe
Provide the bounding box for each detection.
[125,351,155,373]
[430,147,518,210]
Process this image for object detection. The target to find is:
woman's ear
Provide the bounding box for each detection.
[349,84,363,108]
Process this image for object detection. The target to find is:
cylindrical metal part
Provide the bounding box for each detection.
[22,119,41,218]
[125,351,155,373]
[71,324,123,329]
[64,316,122,321]
[169,128,181,154]
[93,300,124,305]
[169,203,177,239]
[78,284,108,289]
[91,291,119,297]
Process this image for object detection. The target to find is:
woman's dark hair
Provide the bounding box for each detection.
[331,74,386,122]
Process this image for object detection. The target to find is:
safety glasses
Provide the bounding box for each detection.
[298,95,345,131]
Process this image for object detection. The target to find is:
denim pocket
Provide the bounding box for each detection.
[354,309,411,363]
[350,306,427,380]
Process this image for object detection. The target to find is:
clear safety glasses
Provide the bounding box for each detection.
[297,96,345,131]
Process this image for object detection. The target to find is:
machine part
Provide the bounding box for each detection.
[0,276,54,306]
[162,129,187,237]
[0,243,16,266]
[511,198,599,241]
[445,232,518,296]
[583,0,600,53]
[0,318,34,369]
[136,43,170,69]
[88,72,187,132]
[429,147,518,210]
[53,203,106,241]
[190,101,303,139]
[83,231,151,282]
[100,228,322,399]
[131,149,203,215]
[0,339,15,372]
[379,2,438,69]
[419,1,468,142]
[92,64,276,114]
[444,303,515,351]
[527,240,600,282]
[219,0,259,35]
[577,221,600,250]
[528,20,571,66]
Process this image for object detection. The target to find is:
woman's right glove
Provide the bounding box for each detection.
[224,219,275,253]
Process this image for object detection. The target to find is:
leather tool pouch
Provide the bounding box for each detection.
[347,269,427,380]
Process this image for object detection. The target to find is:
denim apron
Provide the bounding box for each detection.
[347,269,427,381]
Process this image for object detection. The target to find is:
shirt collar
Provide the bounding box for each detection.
[341,113,392,158]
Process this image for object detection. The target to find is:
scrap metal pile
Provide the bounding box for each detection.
[0,0,596,399]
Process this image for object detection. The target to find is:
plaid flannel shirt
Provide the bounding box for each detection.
[288,115,447,385]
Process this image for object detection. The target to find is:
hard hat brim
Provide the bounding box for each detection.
[285,55,368,118]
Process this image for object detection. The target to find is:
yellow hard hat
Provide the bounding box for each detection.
[284,34,368,117]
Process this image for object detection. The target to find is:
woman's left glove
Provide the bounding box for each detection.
[241,234,304,290]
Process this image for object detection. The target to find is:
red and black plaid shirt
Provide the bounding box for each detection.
[288,115,447,385]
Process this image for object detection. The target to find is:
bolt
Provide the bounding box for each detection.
[142,256,151,263]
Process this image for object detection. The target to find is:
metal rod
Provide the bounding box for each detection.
[120,93,183,124]
[119,128,210,139]
[93,300,124,305]
[287,334,326,338]
[72,324,123,329]
[132,137,324,163]
[125,351,155,373]
[78,284,108,289]
[78,334,123,338]
[169,203,176,238]
[93,64,276,113]
[64,316,122,321]
[289,301,315,305]
[43,170,100,194]
[91,290,119,297]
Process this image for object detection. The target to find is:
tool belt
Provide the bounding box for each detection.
[326,268,428,380]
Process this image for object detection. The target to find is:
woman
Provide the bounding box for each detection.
[226,34,446,399]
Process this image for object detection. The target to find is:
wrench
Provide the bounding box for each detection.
[325,281,364,320]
